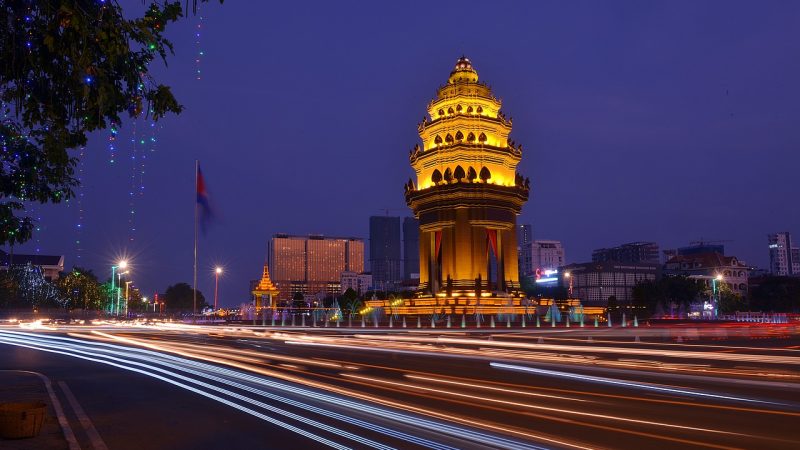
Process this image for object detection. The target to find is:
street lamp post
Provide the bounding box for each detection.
[125,281,133,317]
[117,270,128,317]
[713,274,723,319]
[110,265,117,314]
[564,271,573,297]
[214,267,223,312]
[111,261,128,316]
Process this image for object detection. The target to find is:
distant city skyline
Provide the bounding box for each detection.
[5,1,800,306]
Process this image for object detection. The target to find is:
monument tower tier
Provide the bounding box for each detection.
[402,57,530,304]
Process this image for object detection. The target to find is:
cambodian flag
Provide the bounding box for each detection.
[196,164,213,232]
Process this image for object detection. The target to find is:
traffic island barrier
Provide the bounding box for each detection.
[0,401,47,439]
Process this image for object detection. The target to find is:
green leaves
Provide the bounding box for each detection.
[0,1,218,245]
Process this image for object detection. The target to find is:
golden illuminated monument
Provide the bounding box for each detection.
[396,57,530,314]
[252,263,279,312]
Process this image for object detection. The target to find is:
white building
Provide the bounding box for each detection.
[664,252,750,297]
[768,232,800,276]
[340,271,372,295]
[531,240,565,273]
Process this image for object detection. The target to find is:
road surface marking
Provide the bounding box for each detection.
[58,381,108,450]
[2,370,81,450]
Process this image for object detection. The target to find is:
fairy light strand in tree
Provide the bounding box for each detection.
[75,145,86,261]
[108,124,118,164]
[195,5,204,80]
[128,115,138,242]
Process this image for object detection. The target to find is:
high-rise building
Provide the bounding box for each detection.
[531,240,565,273]
[517,224,533,248]
[517,224,533,279]
[592,242,659,264]
[769,232,800,276]
[402,217,420,282]
[268,234,364,301]
[369,216,402,291]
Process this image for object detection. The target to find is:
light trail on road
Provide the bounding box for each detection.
[2,323,799,450]
[0,328,568,450]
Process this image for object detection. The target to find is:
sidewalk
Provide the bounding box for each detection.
[0,370,69,450]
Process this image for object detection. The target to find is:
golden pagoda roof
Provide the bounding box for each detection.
[449,56,478,84]
[252,264,279,295]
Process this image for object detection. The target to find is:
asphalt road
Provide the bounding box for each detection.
[1,322,799,450]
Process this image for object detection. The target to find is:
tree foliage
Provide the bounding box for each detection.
[0,1,219,244]
[749,277,800,313]
[2,263,62,309]
[338,288,361,316]
[632,275,706,317]
[163,282,205,312]
[56,267,106,310]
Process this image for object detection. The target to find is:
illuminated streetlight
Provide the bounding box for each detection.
[214,267,223,312]
[110,260,129,316]
[712,274,724,320]
[117,270,129,317]
[564,272,573,296]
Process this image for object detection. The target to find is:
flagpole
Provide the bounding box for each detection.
[193,160,198,324]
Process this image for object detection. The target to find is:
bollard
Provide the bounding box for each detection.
[566,317,570,328]
[281,314,285,327]
[291,315,296,327]
[621,313,627,327]
[361,317,365,328]
[302,315,306,327]
[536,316,540,328]
[403,316,407,328]
[507,317,511,328]
[634,316,639,327]
[374,316,378,328]
[417,316,421,328]
[431,316,436,328]
[594,317,598,327]
[461,314,466,328]
[389,317,394,328]
[271,315,275,327]
[490,316,496,328]
[521,316,526,328]
[447,316,451,328]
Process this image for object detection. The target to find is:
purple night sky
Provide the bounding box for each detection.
[9,1,800,306]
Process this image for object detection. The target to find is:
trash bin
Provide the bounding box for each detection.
[0,402,47,439]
